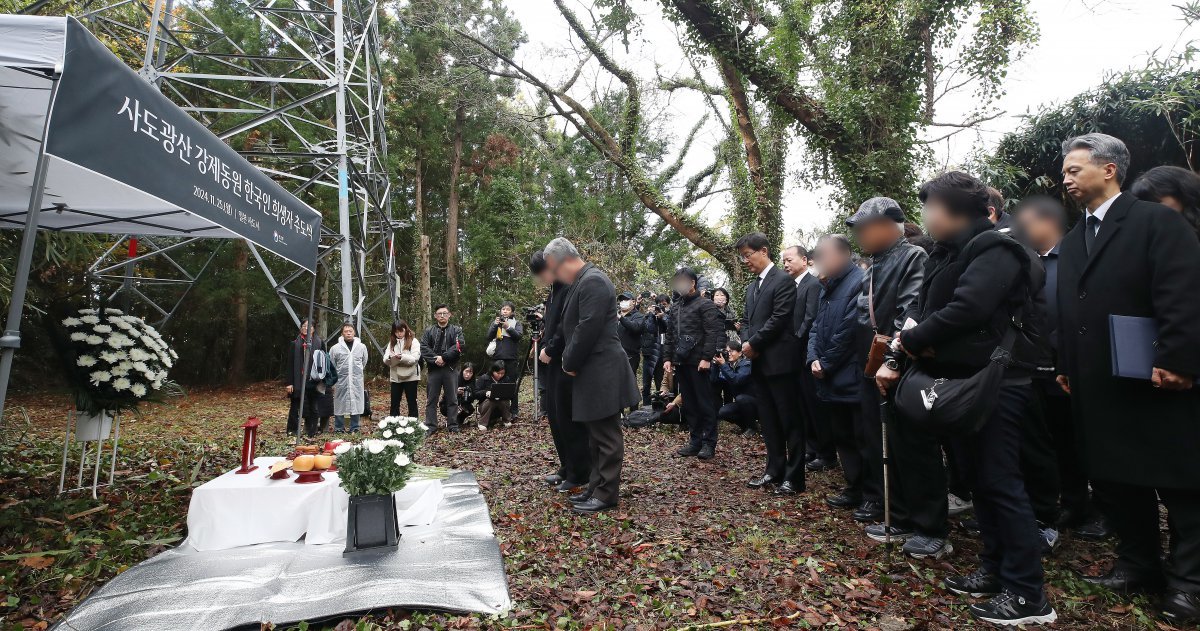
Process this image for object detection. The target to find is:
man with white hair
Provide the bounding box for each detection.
[543,237,640,514]
[1056,132,1200,623]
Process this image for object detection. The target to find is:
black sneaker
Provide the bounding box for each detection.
[865,523,914,542]
[902,535,954,559]
[676,443,701,457]
[697,445,715,460]
[945,567,1002,597]
[969,589,1057,626]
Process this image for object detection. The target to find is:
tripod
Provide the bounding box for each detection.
[513,329,541,421]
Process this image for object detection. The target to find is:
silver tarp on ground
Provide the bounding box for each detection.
[53,471,510,630]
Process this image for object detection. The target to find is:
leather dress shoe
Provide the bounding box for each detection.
[805,457,837,472]
[746,474,779,489]
[677,443,701,457]
[543,473,564,486]
[697,445,715,460]
[826,492,861,509]
[1162,590,1200,625]
[853,500,884,523]
[572,498,618,514]
[773,481,803,496]
[1081,568,1166,594]
[556,479,586,493]
[569,490,593,503]
[1074,517,1112,541]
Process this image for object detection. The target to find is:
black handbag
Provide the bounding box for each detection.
[893,310,1023,436]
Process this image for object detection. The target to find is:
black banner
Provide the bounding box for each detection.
[45,18,321,271]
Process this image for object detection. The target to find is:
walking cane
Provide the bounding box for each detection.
[879,397,895,564]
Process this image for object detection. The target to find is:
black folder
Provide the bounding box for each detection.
[1109,314,1200,383]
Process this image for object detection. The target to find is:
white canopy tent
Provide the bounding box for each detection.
[0,14,324,420]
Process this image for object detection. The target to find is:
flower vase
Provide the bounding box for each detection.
[343,493,400,556]
[74,410,114,442]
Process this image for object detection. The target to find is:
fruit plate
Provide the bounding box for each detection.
[293,469,326,484]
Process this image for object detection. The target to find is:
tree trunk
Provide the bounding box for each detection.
[445,103,465,307]
[414,153,432,330]
[228,240,249,385]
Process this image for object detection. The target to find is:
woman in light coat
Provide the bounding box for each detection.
[383,319,421,417]
[330,322,368,433]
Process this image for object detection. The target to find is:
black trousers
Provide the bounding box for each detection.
[653,353,667,394]
[824,401,871,500]
[889,400,950,537]
[501,358,521,409]
[944,439,974,501]
[287,388,319,437]
[951,383,1044,601]
[1092,480,1200,592]
[548,368,592,484]
[424,368,458,429]
[798,346,835,460]
[677,363,719,448]
[718,394,757,431]
[389,380,418,418]
[1036,382,1090,519]
[641,353,658,405]
[583,413,624,505]
[856,381,887,504]
[1019,387,1062,526]
[753,371,805,486]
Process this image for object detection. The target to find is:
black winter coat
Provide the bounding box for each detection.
[900,219,1042,380]
[485,318,524,360]
[419,324,464,370]
[807,264,865,403]
[662,293,725,366]
[284,334,326,396]
[617,310,646,358]
[1057,193,1200,489]
[560,264,641,422]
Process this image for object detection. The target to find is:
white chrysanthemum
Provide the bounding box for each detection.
[130,383,147,398]
[62,317,82,327]
[93,324,113,334]
[111,365,130,376]
[89,371,111,385]
[418,422,429,431]
[69,332,87,342]
[104,308,122,315]
[132,360,149,372]
[126,327,141,338]
[333,442,353,455]
[113,350,127,360]
[79,308,96,315]
[112,319,132,330]
[382,429,393,438]
[80,315,100,325]
[76,355,97,368]
[163,357,174,368]
[366,440,385,454]
[385,439,403,448]
[112,377,131,391]
[403,426,415,434]
[393,453,410,467]
[169,348,178,359]
[129,348,148,361]
[86,335,104,345]
[396,417,410,426]
[378,419,388,429]
[99,351,120,363]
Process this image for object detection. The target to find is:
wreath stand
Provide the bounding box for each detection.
[58,408,122,500]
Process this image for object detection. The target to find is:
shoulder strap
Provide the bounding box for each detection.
[867,272,878,332]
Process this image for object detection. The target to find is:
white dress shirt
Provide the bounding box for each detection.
[1086,192,1120,234]
[758,262,774,285]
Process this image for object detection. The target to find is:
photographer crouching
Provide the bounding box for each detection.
[662,267,727,460]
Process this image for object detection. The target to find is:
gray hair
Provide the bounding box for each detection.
[543,237,580,262]
[1062,133,1130,184]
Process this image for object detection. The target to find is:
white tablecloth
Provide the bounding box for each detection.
[185,457,443,551]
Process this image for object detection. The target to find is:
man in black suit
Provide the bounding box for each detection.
[781,245,832,468]
[1056,133,1200,623]
[544,237,641,514]
[736,232,804,495]
[532,251,592,493]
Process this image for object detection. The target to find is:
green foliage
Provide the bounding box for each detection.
[335,441,416,497]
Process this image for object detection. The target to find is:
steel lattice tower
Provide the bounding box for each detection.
[27,0,400,351]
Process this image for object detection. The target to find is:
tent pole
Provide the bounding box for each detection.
[295,269,318,446]
[0,72,61,424]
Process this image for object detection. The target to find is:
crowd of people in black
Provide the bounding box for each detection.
[282,132,1200,627]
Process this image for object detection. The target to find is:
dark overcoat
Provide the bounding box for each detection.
[560,264,641,422]
[741,265,800,377]
[1057,192,1200,489]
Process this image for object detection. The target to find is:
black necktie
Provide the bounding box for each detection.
[1085,215,1100,255]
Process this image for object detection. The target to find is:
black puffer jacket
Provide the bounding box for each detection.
[900,219,1045,380]
[617,310,646,358]
[662,293,725,366]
